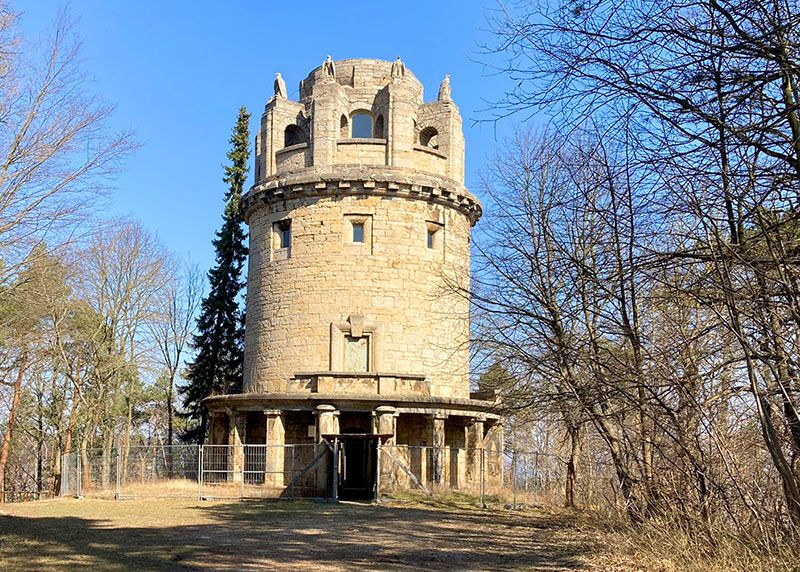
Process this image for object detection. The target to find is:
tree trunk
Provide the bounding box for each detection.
[167,377,174,477]
[564,424,581,508]
[0,355,29,504]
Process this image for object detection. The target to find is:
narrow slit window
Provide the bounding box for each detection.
[352,222,364,243]
[427,221,444,252]
[274,220,292,249]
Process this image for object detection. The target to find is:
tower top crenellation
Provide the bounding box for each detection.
[252,58,469,204]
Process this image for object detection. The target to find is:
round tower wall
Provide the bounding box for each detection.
[243,190,472,399]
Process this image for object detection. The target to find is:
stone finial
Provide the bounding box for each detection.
[273,72,287,98]
[438,74,451,102]
[391,56,406,78]
[322,55,336,78]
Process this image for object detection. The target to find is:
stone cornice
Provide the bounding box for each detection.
[204,392,500,420]
[242,167,482,226]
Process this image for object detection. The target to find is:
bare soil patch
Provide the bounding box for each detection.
[0,497,618,571]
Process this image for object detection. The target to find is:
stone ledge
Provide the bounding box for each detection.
[275,142,308,156]
[243,168,482,225]
[337,138,387,146]
[292,371,426,379]
[204,392,500,420]
[413,145,448,159]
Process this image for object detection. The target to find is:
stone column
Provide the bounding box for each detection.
[431,413,446,485]
[228,411,246,484]
[206,411,225,445]
[310,81,340,168]
[387,81,417,169]
[314,404,340,441]
[451,447,465,490]
[314,405,339,492]
[373,406,397,489]
[466,417,485,486]
[264,410,285,488]
[373,406,397,441]
[484,422,504,487]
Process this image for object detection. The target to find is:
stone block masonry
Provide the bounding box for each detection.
[206,58,501,499]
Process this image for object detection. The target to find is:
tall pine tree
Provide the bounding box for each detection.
[181,107,250,442]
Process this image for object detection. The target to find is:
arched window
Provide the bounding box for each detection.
[340,115,349,138]
[373,115,384,139]
[419,127,439,149]
[351,112,373,139]
[284,124,305,147]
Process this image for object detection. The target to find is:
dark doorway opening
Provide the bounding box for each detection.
[338,434,377,501]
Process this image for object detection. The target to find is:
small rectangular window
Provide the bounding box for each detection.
[272,219,292,260]
[352,222,364,243]
[426,221,444,255]
[344,214,372,252]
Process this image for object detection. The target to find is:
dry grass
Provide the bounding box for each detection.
[0,497,604,571]
[2,496,794,571]
[586,515,800,572]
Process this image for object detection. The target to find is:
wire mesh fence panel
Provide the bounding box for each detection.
[198,444,334,500]
[378,445,494,503]
[76,448,119,499]
[284,443,333,500]
[119,445,200,498]
[502,449,620,508]
[200,445,241,499]
[42,444,619,506]
[59,452,78,498]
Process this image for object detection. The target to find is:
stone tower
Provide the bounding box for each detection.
[206,58,500,498]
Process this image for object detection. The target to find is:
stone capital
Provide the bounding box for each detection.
[373,405,397,416]
[314,404,339,416]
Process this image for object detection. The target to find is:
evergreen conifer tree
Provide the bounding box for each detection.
[181,107,250,442]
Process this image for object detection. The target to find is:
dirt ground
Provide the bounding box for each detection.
[0,497,623,571]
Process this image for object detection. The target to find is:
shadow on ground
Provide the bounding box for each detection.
[0,500,591,571]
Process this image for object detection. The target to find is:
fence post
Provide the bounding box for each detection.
[290,446,296,500]
[197,445,203,501]
[512,449,518,507]
[59,453,66,498]
[76,453,83,499]
[375,440,381,503]
[115,449,121,500]
[240,445,245,500]
[332,438,339,503]
[479,447,485,508]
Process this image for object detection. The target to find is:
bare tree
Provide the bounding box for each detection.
[481,0,800,533]
[0,4,135,280]
[149,261,202,450]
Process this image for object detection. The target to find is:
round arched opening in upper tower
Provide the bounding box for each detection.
[255,58,465,186]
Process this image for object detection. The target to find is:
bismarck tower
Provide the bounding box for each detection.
[206,57,501,498]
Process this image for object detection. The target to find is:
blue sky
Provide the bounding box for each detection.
[17,1,518,269]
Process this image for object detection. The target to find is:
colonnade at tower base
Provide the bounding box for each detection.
[205,396,503,499]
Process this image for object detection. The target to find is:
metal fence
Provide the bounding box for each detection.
[57,443,616,506]
[60,443,334,500]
